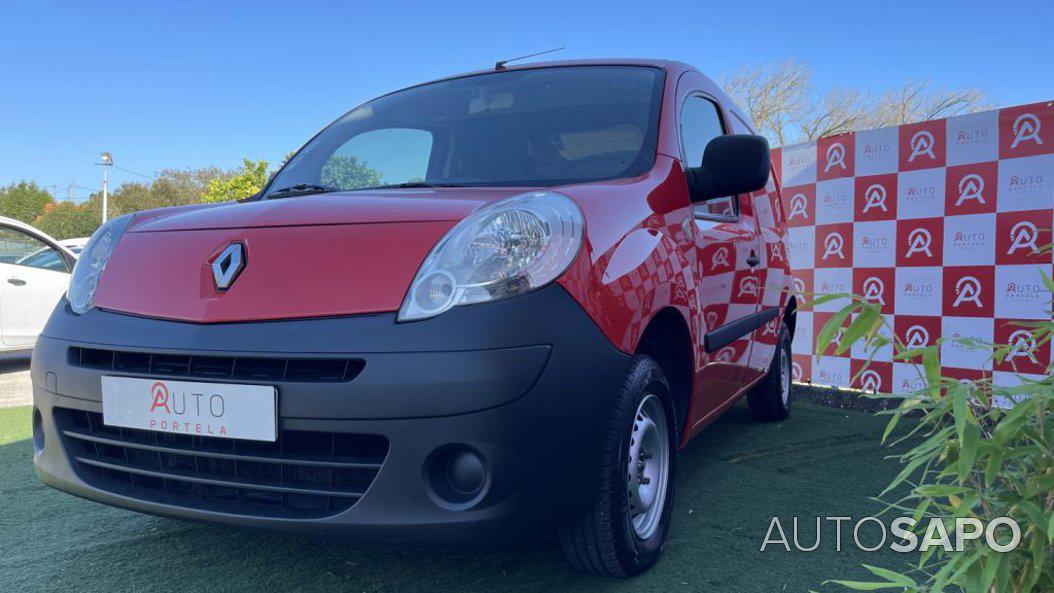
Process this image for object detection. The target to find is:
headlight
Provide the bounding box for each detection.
[67,214,133,315]
[398,191,583,321]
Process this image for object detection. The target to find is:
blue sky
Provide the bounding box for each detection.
[2,0,1051,198]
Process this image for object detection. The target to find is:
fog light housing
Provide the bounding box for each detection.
[424,445,489,509]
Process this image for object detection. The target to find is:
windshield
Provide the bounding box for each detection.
[264,66,664,197]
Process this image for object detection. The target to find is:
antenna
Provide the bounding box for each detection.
[495,47,566,70]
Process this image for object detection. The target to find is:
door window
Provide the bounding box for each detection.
[679,96,737,218]
[0,227,69,272]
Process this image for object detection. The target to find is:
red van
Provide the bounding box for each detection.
[32,59,795,577]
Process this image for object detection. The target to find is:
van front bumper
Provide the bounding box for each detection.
[31,285,629,543]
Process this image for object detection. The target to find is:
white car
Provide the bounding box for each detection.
[0,217,77,351]
[59,237,89,255]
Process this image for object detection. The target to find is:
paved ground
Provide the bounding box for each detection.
[0,399,913,593]
[0,354,31,408]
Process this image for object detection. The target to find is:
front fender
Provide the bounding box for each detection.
[557,156,699,354]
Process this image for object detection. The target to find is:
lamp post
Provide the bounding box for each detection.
[98,152,113,222]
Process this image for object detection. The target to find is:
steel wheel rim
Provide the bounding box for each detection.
[627,393,670,540]
[780,346,790,406]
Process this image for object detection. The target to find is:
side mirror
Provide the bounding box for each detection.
[686,134,770,202]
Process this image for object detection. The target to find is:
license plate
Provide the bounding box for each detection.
[102,376,277,442]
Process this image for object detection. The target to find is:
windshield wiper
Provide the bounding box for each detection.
[267,184,340,199]
[350,181,472,191]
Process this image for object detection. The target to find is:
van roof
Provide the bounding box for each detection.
[396,58,744,131]
[428,58,697,84]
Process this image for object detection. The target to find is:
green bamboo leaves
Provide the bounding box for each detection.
[803,284,1053,593]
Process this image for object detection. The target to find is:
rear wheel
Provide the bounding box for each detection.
[559,355,677,577]
[747,323,792,422]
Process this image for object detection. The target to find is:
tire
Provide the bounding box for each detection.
[747,323,792,422]
[559,355,677,578]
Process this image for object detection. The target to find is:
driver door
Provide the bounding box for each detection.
[0,225,72,348]
[679,93,763,426]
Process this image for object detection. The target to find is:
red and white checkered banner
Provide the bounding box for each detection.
[771,101,1054,395]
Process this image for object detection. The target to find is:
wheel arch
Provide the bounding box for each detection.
[783,295,797,341]
[633,307,693,440]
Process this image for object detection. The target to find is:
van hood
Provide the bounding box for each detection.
[94,188,533,323]
[126,189,511,232]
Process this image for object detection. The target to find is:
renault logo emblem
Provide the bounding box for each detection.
[212,243,245,290]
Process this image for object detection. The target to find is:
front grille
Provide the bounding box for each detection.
[68,347,365,383]
[55,408,388,519]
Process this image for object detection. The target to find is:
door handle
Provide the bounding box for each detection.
[7,277,26,286]
[746,251,760,268]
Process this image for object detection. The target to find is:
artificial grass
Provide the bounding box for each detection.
[0,400,913,592]
[0,406,29,445]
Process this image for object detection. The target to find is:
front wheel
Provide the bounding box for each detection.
[747,323,792,422]
[559,355,677,577]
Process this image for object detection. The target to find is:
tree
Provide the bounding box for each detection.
[320,155,383,189]
[799,87,871,141]
[33,202,100,240]
[149,166,226,205]
[31,165,230,238]
[101,166,225,218]
[723,61,810,146]
[200,159,269,203]
[101,182,155,218]
[722,62,992,146]
[868,80,994,128]
[0,181,55,223]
